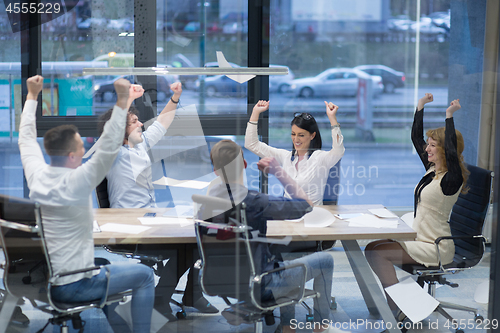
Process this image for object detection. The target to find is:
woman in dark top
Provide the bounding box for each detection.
[364,93,469,314]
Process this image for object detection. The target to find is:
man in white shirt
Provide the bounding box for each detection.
[98,83,218,319]
[19,75,155,333]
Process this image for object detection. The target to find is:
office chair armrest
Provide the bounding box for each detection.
[435,234,486,245]
[434,235,486,270]
[0,218,39,233]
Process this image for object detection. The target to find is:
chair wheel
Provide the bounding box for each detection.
[176,310,186,319]
[22,276,31,284]
[306,314,314,322]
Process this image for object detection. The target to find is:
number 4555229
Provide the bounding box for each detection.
[6,2,61,14]
[445,319,498,330]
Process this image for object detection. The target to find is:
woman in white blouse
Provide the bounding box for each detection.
[245,100,345,205]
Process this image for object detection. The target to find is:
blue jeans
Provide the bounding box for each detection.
[266,252,334,326]
[51,263,155,333]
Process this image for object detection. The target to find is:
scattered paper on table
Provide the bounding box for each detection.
[153,176,210,189]
[334,213,363,220]
[93,220,101,233]
[385,276,439,323]
[304,206,336,228]
[138,217,194,227]
[100,223,151,234]
[347,214,398,228]
[368,208,398,218]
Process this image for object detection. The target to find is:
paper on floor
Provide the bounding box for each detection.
[385,276,439,323]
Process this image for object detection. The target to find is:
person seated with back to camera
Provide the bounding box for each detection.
[202,139,348,333]
[97,82,218,319]
[19,75,155,333]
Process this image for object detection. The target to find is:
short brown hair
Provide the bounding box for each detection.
[210,140,244,183]
[43,125,79,166]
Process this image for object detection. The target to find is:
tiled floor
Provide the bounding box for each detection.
[1,244,490,333]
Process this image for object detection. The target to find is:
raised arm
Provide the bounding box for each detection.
[245,100,289,162]
[320,101,345,164]
[19,75,46,186]
[257,157,313,206]
[74,79,131,188]
[441,99,463,195]
[157,82,182,129]
[412,93,433,170]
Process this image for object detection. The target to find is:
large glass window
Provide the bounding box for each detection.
[268,0,453,208]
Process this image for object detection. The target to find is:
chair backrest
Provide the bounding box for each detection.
[95,177,110,208]
[0,194,49,303]
[448,164,493,267]
[323,159,341,205]
[192,194,259,303]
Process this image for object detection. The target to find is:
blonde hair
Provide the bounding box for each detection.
[426,127,469,193]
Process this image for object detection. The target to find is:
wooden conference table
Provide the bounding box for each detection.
[93,204,416,333]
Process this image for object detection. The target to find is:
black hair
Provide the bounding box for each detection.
[290,113,322,160]
[97,106,140,140]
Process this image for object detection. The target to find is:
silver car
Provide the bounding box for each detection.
[290,67,383,98]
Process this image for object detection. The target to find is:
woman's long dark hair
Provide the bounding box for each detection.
[290,113,322,160]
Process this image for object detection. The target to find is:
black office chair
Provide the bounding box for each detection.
[95,178,188,319]
[192,194,318,333]
[401,164,493,332]
[0,194,131,333]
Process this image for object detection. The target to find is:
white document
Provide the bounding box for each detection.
[138,217,194,227]
[153,176,210,189]
[347,214,398,228]
[93,220,101,233]
[334,213,363,220]
[368,208,398,218]
[303,206,336,228]
[100,223,151,234]
[216,51,256,83]
[385,276,439,323]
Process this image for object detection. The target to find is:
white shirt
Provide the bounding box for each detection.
[19,100,127,285]
[107,121,167,208]
[245,122,345,205]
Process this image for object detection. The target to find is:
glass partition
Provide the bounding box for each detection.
[268,0,454,209]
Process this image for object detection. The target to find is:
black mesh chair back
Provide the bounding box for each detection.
[0,194,48,303]
[323,159,341,205]
[95,177,110,208]
[447,164,492,268]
